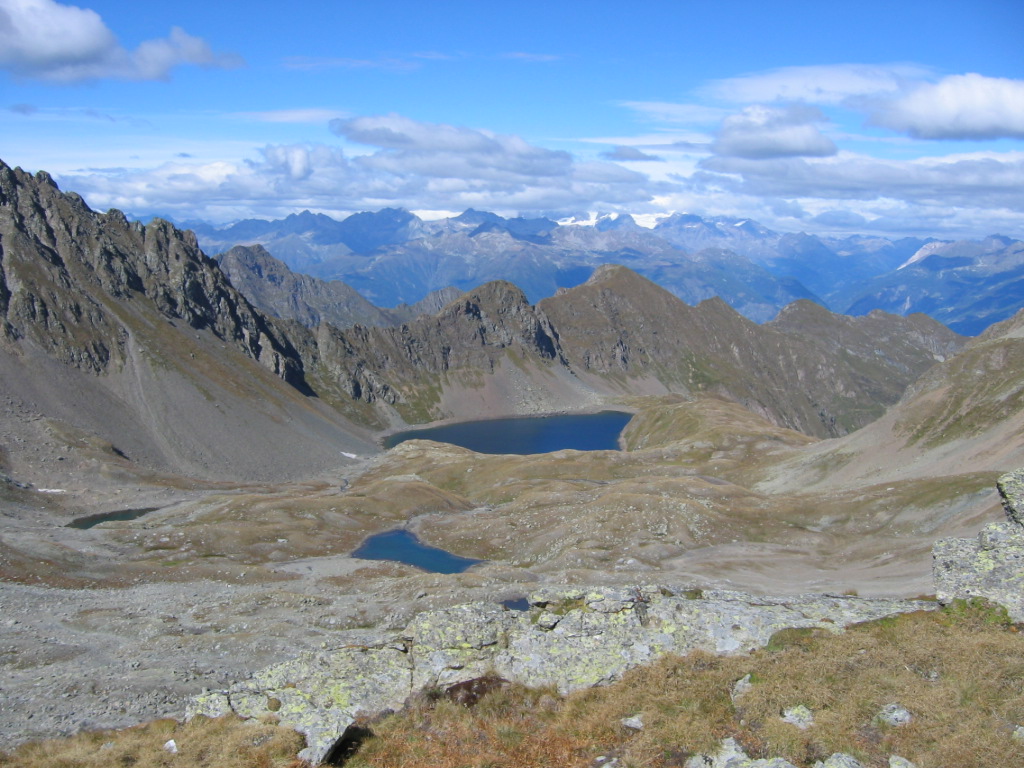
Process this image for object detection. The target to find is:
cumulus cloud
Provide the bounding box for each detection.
[600,146,663,161]
[0,0,241,83]
[871,74,1024,140]
[610,64,1024,236]
[712,104,837,159]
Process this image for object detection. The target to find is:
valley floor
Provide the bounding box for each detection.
[0,394,1012,749]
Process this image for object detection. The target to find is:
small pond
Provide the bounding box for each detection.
[384,410,632,455]
[66,507,160,529]
[351,529,483,574]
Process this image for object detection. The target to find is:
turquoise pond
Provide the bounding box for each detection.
[351,529,483,574]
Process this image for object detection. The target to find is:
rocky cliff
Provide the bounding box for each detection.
[933,467,1024,621]
[0,164,305,385]
[0,161,373,482]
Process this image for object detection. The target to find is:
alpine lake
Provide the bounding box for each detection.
[359,410,633,573]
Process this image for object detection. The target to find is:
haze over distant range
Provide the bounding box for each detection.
[1,0,1022,240]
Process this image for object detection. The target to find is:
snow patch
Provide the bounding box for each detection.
[898,241,945,270]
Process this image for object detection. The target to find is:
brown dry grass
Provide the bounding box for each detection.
[348,600,1024,768]
[0,715,304,768]
[4,601,1021,768]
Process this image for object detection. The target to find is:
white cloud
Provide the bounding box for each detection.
[705,63,931,105]
[600,146,663,162]
[694,150,1024,215]
[58,116,666,222]
[0,0,241,83]
[871,74,1024,140]
[331,114,518,154]
[712,104,837,159]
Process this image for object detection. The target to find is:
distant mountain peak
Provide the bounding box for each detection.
[594,213,639,232]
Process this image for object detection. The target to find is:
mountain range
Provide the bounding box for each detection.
[1,159,967,485]
[188,208,1024,335]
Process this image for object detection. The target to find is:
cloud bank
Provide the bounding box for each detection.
[0,0,240,83]
[59,115,664,222]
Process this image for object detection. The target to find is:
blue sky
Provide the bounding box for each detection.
[2,0,1022,238]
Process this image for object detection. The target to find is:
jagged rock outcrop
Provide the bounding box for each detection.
[188,586,932,764]
[933,468,1024,620]
[216,244,461,330]
[0,162,306,387]
[294,279,571,418]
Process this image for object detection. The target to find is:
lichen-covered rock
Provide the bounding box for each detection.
[496,600,662,692]
[686,737,799,768]
[876,703,913,727]
[730,674,753,703]
[933,468,1024,621]
[781,704,814,729]
[813,755,863,768]
[997,468,1024,526]
[405,602,515,690]
[189,642,412,765]
[186,585,931,765]
[888,757,917,768]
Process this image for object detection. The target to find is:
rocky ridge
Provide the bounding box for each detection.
[0,164,305,386]
[189,587,934,765]
[190,206,1024,335]
[216,244,461,330]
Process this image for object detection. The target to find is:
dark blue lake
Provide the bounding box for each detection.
[384,410,632,454]
[351,529,483,574]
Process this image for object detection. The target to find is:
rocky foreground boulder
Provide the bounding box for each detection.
[933,467,1024,621]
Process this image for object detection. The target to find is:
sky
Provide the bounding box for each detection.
[2,0,1023,239]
